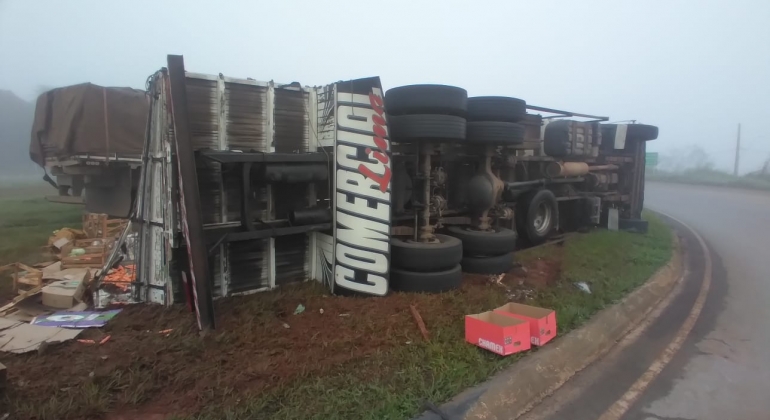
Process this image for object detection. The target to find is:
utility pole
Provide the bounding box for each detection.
[734,123,741,176]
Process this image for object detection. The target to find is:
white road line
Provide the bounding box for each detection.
[598,212,712,420]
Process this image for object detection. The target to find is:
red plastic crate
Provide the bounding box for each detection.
[494,303,557,346]
[465,311,531,356]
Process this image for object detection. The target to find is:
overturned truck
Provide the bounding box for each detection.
[133,55,657,329]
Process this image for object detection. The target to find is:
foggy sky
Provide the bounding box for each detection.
[1,0,768,173]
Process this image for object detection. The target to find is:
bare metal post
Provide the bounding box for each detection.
[419,143,435,242]
[167,55,215,331]
[734,123,741,176]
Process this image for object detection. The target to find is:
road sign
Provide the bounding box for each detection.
[645,152,659,168]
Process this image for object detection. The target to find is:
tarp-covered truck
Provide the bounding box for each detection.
[29,83,149,216]
[124,55,657,330]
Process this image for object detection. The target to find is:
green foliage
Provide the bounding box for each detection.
[181,214,672,420]
[647,168,770,191]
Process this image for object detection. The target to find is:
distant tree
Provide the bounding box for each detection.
[0,90,39,177]
[658,145,714,172]
[685,145,714,170]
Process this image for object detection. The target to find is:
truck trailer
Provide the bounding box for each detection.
[30,83,149,216]
[124,55,657,329]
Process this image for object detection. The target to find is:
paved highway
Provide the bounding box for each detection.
[522,182,770,420]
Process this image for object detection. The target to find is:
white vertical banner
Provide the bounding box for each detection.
[330,78,392,296]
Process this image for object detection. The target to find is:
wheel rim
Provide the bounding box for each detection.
[533,202,552,234]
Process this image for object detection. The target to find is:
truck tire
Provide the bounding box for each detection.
[601,124,659,150]
[605,124,659,142]
[618,218,649,234]
[543,120,571,157]
[385,85,467,117]
[390,264,463,293]
[446,226,517,256]
[466,121,525,145]
[388,114,466,143]
[390,234,463,272]
[467,96,527,123]
[517,189,558,245]
[460,252,514,274]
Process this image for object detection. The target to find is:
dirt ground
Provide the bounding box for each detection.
[0,251,564,420]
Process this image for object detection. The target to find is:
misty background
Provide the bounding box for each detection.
[1,0,769,181]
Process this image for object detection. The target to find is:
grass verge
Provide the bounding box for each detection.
[183,214,672,420]
[647,168,770,191]
[0,192,83,300]
[0,212,671,420]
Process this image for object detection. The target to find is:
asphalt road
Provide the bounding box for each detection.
[522,182,770,420]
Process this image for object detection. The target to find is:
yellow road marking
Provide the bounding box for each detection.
[598,213,712,420]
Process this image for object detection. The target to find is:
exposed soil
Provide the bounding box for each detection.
[0,254,565,420]
[510,242,565,289]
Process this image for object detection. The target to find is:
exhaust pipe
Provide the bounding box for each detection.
[545,161,589,178]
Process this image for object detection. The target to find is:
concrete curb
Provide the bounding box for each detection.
[417,234,684,420]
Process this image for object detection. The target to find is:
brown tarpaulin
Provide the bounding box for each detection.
[30,83,149,166]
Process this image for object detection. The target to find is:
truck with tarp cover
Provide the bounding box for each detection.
[29,83,149,216]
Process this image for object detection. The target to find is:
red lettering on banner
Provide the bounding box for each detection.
[372,128,389,151]
[359,164,392,193]
[365,148,389,164]
[373,124,387,139]
[372,114,386,127]
[369,93,384,115]
[357,91,392,193]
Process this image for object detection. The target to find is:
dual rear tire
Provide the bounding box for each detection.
[446,226,516,274]
[385,86,528,146]
[389,234,463,293]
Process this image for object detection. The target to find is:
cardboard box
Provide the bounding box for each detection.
[0,317,82,354]
[465,311,531,356]
[494,303,557,346]
[42,279,86,309]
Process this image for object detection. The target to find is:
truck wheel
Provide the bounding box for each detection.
[388,114,466,143]
[390,234,463,272]
[601,124,659,150]
[460,252,514,274]
[385,85,467,117]
[467,96,527,123]
[517,189,558,245]
[618,218,649,234]
[467,121,524,145]
[446,226,517,256]
[543,120,572,157]
[390,264,463,293]
[627,124,659,141]
[71,185,84,197]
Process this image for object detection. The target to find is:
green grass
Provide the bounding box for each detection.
[647,168,770,191]
[0,189,83,298]
[0,197,83,266]
[179,213,672,420]
[534,212,672,332]
[0,197,671,420]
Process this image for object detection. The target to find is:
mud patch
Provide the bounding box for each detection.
[0,251,569,420]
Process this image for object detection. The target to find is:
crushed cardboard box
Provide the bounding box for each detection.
[42,279,86,309]
[47,228,86,247]
[0,317,82,354]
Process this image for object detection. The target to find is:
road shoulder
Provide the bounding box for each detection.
[417,223,684,420]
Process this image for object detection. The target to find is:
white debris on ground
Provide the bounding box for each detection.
[574,281,592,294]
[487,273,536,301]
